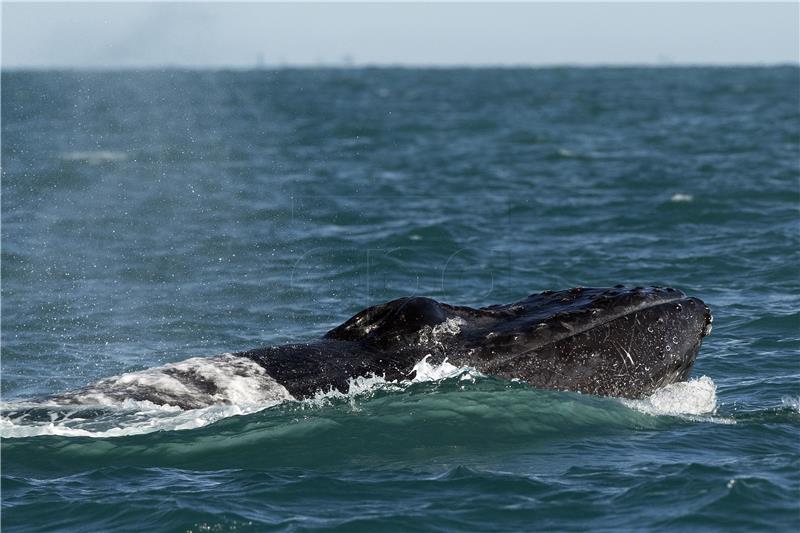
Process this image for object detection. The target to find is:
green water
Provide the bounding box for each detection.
[2,67,799,531]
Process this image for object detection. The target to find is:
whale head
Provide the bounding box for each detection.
[458,286,712,398]
[325,286,712,399]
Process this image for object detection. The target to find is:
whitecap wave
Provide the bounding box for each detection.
[621,375,733,423]
[60,150,127,164]
[0,400,275,438]
[303,374,401,410]
[412,354,469,382]
[302,354,478,408]
[781,396,800,413]
[670,193,694,203]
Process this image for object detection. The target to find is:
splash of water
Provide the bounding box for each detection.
[1,353,726,438]
[781,396,800,413]
[621,376,731,423]
[418,317,466,347]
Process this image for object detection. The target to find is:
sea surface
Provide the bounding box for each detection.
[2,67,798,531]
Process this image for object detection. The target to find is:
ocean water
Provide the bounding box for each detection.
[2,67,798,531]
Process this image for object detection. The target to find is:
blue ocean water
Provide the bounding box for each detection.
[2,67,799,531]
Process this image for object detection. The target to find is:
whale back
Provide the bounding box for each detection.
[322,289,637,353]
[324,297,450,349]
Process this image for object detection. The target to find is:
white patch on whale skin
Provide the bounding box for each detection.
[66,354,292,408]
[704,313,714,336]
[0,354,293,438]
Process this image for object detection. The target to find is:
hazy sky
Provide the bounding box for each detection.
[2,2,798,68]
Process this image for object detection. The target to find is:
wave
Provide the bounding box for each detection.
[781,395,800,413]
[622,376,733,423]
[59,150,127,164]
[1,352,722,443]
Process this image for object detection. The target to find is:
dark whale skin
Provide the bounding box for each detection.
[239,286,712,399]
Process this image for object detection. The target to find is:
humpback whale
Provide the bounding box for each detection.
[45,285,712,409]
[239,285,712,400]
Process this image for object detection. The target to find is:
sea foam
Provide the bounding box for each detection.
[1,353,726,438]
[60,150,127,164]
[621,375,733,423]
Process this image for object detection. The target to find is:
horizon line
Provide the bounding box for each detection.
[3,62,799,72]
